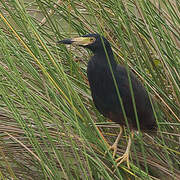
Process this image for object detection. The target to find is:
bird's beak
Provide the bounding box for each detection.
[58,37,96,46]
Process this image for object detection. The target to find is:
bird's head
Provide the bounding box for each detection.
[58,33,111,54]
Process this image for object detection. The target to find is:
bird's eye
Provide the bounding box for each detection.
[89,37,95,42]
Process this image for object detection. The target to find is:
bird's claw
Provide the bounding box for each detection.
[115,151,130,169]
[104,143,118,158]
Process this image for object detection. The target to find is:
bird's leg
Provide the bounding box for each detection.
[104,126,123,158]
[115,130,134,169]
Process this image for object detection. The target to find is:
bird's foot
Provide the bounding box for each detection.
[104,142,118,158]
[115,150,130,169]
[104,126,123,158]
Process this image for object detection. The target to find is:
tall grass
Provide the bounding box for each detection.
[0,0,179,179]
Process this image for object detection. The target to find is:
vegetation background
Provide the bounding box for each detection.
[0,0,179,179]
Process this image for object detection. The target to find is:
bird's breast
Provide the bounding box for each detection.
[87,60,114,95]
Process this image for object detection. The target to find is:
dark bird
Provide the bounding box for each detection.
[58,33,157,168]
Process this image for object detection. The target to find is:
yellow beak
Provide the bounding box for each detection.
[58,36,96,46]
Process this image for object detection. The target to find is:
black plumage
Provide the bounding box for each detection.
[59,33,157,168]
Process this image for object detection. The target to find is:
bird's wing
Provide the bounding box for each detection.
[115,65,153,116]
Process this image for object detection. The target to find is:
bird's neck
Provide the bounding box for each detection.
[93,48,117,69]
